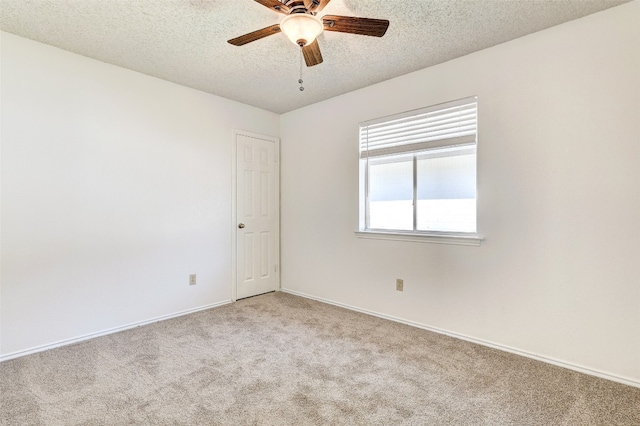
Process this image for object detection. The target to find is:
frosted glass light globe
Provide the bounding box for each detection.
[280,14,324,46]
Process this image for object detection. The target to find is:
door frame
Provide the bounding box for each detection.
[231,130,280,302]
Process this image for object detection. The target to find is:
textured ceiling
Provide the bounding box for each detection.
[0,0,631,113]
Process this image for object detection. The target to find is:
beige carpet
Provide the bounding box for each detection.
[1,292,638,425]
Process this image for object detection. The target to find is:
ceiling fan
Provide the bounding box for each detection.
[228,0,390,67]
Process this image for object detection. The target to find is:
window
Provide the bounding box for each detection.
[358,97,481,245]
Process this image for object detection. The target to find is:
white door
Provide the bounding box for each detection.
[235,133,279,299]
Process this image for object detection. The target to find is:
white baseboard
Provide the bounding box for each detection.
[0,300,232,363]
[281,288,640,389]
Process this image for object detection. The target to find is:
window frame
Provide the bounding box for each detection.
[357,97,483,246]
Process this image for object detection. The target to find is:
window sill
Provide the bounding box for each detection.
[355,230,484,246]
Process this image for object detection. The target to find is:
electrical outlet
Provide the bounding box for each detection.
[396,278,404,291]
[189,274,197,285]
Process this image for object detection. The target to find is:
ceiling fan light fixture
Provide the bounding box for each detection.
[280,13,324,46]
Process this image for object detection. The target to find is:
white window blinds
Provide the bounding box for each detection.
[360,97,477,158]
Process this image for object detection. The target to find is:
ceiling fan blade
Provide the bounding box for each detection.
[322,15,390,37]
[302,40,323,67]
[228,24,281,46]
[254,0,290,14]
[305,0,332,13]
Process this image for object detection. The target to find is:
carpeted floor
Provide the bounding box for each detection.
[0,292,638,425]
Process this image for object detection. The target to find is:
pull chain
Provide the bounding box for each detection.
[298,48,304,91]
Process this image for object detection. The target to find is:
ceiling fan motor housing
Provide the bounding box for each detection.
[284,1,310,15]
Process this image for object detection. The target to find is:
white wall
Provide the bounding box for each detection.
[0,32,279,357]
[280,2,640,385]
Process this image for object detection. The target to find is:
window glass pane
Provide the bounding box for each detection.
[416,147,476,232]
[368,154,413,230]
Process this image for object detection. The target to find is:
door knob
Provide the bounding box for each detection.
[238,223,245,229]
